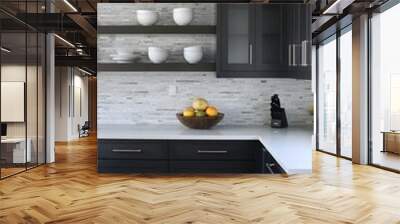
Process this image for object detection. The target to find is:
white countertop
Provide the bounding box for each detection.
[98,124,313,175]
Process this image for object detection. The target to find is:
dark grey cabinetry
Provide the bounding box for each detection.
[97,139,284,174]
[98,140,169,173]
[217,3,311,79]
[169,140,258,173]
[286,4,312,79]
[254,4,288,76]
[217,4,255,76]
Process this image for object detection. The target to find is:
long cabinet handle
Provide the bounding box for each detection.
[265,163,275,174]
[197,150,228,154]
[112,149,142,153]
[292,44,297,66]
[288,44,292,66]
[249,44,253,65]
[301,40,308,67]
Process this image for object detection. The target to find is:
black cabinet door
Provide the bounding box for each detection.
[286,4,312,79]
[217,3,311,79]
[254,4,289,77]
[217,4,256,77]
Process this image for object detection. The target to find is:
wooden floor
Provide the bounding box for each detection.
[372,150,400,171]
[1,135,400,224]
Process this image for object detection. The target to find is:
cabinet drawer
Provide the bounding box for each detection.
[170,161,255,173]
[98,140,168,160]
[169,141,257,160]
[98,160,168,173]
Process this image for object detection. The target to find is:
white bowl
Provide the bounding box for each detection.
[136,10,158,26]
[184,46,203,64]
[173,8,193,26]
[148,47,168,64]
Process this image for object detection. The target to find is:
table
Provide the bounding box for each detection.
[1,138,32,164]
[382,131,400,154]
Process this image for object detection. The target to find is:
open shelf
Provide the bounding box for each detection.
[98,25,216,34]
[98,63,216,72]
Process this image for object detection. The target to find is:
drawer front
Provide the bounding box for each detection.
[169,141,257,160]
[98,140,168,160]
[98,160,168,173]
[170,161,255,173]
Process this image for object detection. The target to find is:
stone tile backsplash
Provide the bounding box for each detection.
[98,72,313,126]
[97,3,313,127]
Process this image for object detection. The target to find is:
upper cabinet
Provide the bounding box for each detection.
[217,4,311,79]
[217,4,255,74]
[254,4,288,76]
[286,4,312,79]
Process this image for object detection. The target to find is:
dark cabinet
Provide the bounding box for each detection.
[254,4,288,75]
[217,4,255,76]
[98,140,168,160]
[169,140,257,161]
[257,147,284,174]
[217,3,311,79]
[169,140,258,173]
[97,139,284,174]
[286,4,312,79]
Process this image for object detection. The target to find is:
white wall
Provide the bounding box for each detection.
[1,64,46,164]
[55,67,89,141]
[1,65,38,138]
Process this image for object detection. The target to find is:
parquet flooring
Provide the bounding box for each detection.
[1,135,400,224]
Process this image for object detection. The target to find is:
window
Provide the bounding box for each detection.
[339,27,352,158]
[0,1,47,179]
[370,3,400,171]
[316,24,353,159]
[317,35,337,154]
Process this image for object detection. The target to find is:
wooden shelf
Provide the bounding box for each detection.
[98,63,216,72]
[97,25,216,34]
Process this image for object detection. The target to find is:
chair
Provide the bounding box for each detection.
[79,121,90,138]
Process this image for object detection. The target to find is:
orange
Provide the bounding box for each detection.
[206,106,218,117]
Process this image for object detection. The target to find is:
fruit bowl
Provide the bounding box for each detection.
[177,113,224,129]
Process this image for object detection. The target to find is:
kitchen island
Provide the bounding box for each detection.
[98,124,312,175]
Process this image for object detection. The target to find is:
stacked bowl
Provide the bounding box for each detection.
[111,49,138,63]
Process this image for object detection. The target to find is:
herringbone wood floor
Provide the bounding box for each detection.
[1,135,400,224]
